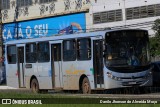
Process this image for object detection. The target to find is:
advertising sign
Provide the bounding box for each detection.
[2,13,86,42]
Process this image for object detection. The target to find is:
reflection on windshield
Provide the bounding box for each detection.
[105,30,150,68]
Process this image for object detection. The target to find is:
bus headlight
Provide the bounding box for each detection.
[107,72,121,81]
[144,72,152,79]
[107,72,112,78]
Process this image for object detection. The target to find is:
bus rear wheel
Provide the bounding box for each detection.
[31,78,39,93]
[82,77,91,94]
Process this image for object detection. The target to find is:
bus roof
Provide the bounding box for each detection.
[4,29,147,45]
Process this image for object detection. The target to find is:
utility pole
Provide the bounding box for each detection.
[0,0,3,58]
[15,6,19,39]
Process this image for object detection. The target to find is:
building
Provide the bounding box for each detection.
[90,0,160,36]
[1,0,92,42]
[1,0,160,43]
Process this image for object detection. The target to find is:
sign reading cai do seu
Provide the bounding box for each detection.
[2,13,86,42]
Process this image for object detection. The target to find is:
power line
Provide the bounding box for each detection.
[2,20,155,31]
[1,25,153,36]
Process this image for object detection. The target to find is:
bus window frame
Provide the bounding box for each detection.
[37,41,50,63]
[25,42,37,63]
[7,45,17,64]
[63,39,76,61]
[77,38,91,61]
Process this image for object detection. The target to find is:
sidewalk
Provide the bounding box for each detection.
[0,86,17,89]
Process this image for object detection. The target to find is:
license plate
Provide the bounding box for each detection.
[128,82,136,84]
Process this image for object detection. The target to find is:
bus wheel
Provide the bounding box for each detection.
[82,77,91,94]
[31,79,39,93]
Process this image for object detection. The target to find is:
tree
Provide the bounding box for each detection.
[150,19,160,57]
[152,19,160,38]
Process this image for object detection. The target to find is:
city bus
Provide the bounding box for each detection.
[4,29,152,94]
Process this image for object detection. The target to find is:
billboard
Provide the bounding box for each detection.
[2,13,86,42]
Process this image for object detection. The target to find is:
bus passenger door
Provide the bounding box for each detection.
[17,45,25,88]
[51,42,63,88]
[93,39,104,89]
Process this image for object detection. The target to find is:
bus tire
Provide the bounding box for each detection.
[31,78,39,93]
[82,77,91,94]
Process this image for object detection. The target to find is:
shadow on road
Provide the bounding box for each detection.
[93,87,160,94]
[0,86,160,95]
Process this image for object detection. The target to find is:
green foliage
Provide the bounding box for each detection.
[152,19,160,38]
[150,37,160,56]
[150,19,160,57]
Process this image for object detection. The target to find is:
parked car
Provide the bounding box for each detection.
[152,61,160,87]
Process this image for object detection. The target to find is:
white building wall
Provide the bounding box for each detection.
[88,0,160,36]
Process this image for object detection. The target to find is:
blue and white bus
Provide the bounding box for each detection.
[5,29,152,93]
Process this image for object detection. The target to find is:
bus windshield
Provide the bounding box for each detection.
[105,30,150,71]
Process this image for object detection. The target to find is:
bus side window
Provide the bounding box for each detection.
[26,43,37,63]
[37,42,50,62]
[53,44,61,61]
[63,39,76,61]
[7,45,16,64]
[77,38,91,60]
